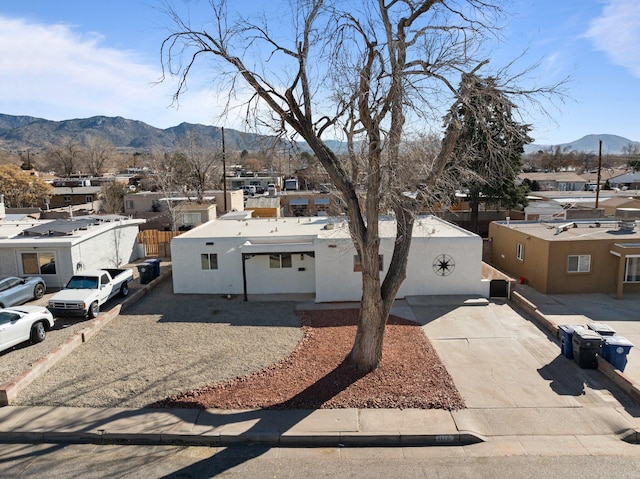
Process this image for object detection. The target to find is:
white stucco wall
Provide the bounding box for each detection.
[245,253,315,294]
[0,220,142,289]
[314,234,486,302]
[171,215,488,302]
[171,236,246,295]
[171,236,316,296]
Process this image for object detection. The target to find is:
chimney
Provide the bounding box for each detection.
[0,194,5,222]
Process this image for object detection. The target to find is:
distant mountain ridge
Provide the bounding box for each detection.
[0,114,283,153]
[525,134,640,155]
[0,113,637,156]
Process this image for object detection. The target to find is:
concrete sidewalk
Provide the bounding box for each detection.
[1,289,640,450]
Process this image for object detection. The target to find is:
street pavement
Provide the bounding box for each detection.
[1,279,640,454]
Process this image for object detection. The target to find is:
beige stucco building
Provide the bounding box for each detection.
[488,210,640,298]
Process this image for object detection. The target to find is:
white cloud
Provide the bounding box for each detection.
[0,15,232,128]
[585,0,640,77]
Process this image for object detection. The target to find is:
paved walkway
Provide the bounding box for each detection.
[1,283,640,452]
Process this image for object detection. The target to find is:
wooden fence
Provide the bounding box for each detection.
[137,230,181,257]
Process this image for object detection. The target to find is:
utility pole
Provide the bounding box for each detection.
[222,127,227,213]
[595,139,602,208]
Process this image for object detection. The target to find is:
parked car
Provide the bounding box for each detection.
[242,185,257,196]
[0,305,55,353]
[0,276,46,308]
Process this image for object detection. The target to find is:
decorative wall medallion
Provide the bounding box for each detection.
[433,254,455,276]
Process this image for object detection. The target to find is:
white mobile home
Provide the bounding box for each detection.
[171,214,488,302]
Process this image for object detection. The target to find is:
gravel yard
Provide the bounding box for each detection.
[11,279,303,408]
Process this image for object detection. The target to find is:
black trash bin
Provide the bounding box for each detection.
[137,262,154,284]
[572,328,602,369]
[587,322,616,337]
[145,258,161,280]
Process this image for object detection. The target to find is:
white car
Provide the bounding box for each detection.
[0,305,55,353]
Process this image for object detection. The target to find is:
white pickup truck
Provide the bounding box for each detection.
[47,268,134,319]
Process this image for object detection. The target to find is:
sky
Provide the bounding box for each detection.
[1,0,639,147]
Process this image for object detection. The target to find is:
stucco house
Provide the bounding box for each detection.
[518,172,587,192]
[0,201,144,289]
[488,209,640,298]
[171,213,489,302]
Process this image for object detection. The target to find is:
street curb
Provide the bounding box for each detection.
[0,267,171,406]
[0,430,485,448]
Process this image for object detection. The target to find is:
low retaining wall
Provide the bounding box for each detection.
[509,288,640,408]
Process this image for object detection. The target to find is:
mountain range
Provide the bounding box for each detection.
[0,113,637,156]
[525,134,640,155]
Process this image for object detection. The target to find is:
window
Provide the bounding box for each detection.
[63,195,71,202]
[624,257,640,282]
[125,200,135,210]
[200,253,218,270]
[516,243,524,261]
[21,252,56,275]
[567,255,590,273]
[85,195,93,203]
[269,254,292,268]
[183,213,202,226]
[353,254,384,272]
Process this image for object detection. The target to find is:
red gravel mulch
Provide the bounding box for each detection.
[150,309,465,410]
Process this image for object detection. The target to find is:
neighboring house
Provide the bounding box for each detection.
[597,196,640,217]
[609,171,640,190]
[0,199,144,289]
[173,203,217,230]
[488,209,640,298]
[518,172,587,192]
[279,192,346,217]
[523,198,606,221]
[124,190,244,221]
[225,175,282,193]
[244,196,281,218]
[48,186,102,210]
[124,191,244,230]
[171,213,489,302]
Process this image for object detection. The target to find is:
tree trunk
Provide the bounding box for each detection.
[347,211,415,372]
[348,249,389,372]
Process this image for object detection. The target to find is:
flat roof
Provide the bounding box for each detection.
[0,217,144,243]
[176,215,477,241]
[494,220,640,241]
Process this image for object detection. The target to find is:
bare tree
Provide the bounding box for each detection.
[46,137,83,176]
[174,132,222,202]
[161,0,559,372]
[86,136,116,177]
[148,149,190,231]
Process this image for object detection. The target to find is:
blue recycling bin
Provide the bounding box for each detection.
[558,325,580,359]
[601,336,634,372]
